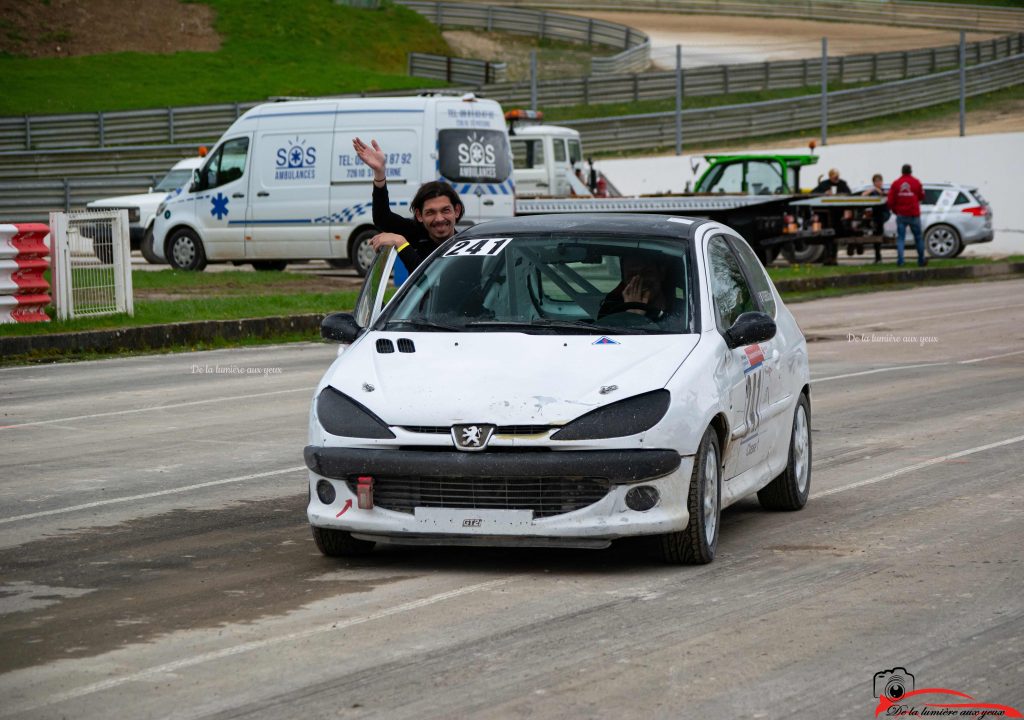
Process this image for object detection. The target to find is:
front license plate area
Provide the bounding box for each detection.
[414,507,534,531]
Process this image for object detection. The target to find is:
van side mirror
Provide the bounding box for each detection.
[724,311,776,349]
[321,312,363,344]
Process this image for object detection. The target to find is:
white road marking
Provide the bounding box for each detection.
[0,388,310,430]
[957,348,1024,364]
[0,466,305,526]
[1,577,515,716]
[812,434,1024,499]
[811,361,950,384]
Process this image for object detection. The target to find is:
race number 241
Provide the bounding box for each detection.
[443,238,511,257]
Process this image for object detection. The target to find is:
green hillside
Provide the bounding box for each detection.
[0,0,451,116]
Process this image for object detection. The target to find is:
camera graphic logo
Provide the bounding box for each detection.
[874,667,915,700]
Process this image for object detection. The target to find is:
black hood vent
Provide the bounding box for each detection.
[376,339,395,353]
[397,338,416,353]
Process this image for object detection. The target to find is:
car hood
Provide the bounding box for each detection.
[325,332,700,426]
[87,192,161,208]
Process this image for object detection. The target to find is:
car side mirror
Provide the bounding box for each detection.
[724,311,776,349]
[321,312,363,344]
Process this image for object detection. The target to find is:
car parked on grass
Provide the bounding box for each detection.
[304,214,812,565]
[87,156,204,264]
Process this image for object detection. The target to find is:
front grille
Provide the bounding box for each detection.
[347,476,610,518]
[400,425,553,436]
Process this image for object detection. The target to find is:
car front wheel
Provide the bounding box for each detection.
[165,228,207,271]
[925,224,962,259]
[311,526,375,557]
[659,426,721,565]
[758,393,811,511]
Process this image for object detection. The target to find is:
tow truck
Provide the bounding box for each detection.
[506,111,835,263]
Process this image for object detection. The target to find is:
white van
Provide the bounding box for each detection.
[88,155,204,264]
[152,95,515,274]
[509,124,585,197]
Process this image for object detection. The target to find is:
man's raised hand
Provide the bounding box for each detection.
[353,137,386,178]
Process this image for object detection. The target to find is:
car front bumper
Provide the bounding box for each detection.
[305,446,692,545]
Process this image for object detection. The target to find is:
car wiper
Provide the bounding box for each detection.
[466,319,607,334]
[382,319,463,332]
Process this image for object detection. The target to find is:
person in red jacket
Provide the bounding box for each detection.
[887,164,926,267]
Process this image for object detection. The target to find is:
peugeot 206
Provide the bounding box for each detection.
[304,214,811,564]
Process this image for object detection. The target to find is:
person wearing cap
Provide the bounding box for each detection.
[887,164,926,267]
[352,137,463,274]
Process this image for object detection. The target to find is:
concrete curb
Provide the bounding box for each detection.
[2,262,1022,360]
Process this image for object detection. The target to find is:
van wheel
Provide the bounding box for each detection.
[350,229,379,277]
[140,228,164,265]
[311,526,375,557]
[166,228,207,271]
[252,260,287,271]
[658,427,721,565]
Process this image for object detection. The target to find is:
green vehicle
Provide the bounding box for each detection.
[693,154,820,195]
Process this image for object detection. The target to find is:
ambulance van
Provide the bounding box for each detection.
[152,94,514,274]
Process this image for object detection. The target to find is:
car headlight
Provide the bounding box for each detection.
[156,202,167,217]
[316,386,395,439]
[551,390,670,441]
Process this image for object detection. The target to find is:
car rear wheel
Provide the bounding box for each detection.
[350,228,379,278]
[165,228,207,271]
[140,228,164,265]
[758,393,811,511]
[925,224,962,259]
[311,526,375,557]
[659,427,721,565]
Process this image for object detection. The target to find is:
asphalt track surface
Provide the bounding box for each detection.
[1,279,1022,719]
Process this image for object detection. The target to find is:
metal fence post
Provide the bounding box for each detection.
[820,37,828,147]
[723,65,730,94]
[168,107,175,144]
[931,47,937,73]
[633,73,639,103]
[764,60,770,89]
[587,18,593,46]
[98,112,105,148]
[803,57,810,86]
[530,50,538,112]
[24,115,31,150]
[675,44,683,156]
[234,102,241,119]
[583,75,590,106]
[63,179,71,212]
[486,5,493,32]
[960,31,967,137]
[903,50,909,78]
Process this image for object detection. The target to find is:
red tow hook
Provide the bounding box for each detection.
[357,476,374,510]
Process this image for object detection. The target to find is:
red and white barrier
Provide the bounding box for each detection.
[0,223,51,323]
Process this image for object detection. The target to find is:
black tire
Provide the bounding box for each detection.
[782,241,825,264]
[165,228,207,271]
[349,228,379,278]
[925,224,962,259]
[311,526,375,557]
[659,427,721,565]
[252,260,288,271]
[139,227,164,265]
[326,258,349,270]
[758,393,812,511]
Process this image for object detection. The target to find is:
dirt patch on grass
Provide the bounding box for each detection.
[443,30,600,81]
[0,0,221,58]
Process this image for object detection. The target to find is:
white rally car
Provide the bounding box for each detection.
[304,214,811,564]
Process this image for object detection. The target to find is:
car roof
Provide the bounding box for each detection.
[457,213,708,240]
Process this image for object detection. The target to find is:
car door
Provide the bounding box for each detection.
[191,135,251,259]
[510,137,548,196]
[706,233,771,480]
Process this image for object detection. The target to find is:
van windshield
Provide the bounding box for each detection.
[438,129,512,184]
[155,169,194,192]
[380,235,694,335]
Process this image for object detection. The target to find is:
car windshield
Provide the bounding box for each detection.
[379,234,694,335]
[155,169,194,192]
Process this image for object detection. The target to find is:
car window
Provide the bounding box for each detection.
[701,163,743,193]
[726,235,776,318]
[198,137,249,190]
[379,235,693,335]
[567,139,582,165]
[553,140,567,163]
[707,234,757,331]
[511,139,545,170]
[746,161,785,195]
[953,192,970,205]
[922,188,943,206]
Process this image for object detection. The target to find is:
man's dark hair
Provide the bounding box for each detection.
[902,164,913,175]
[412,181,464,221]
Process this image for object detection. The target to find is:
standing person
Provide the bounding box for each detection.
[887,164,926,267]
[861,173,889,264]
[812,168,852,195]
[352,137,463,274]
[586,157,598,194]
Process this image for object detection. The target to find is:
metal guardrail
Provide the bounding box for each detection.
[409,52,508,83]
[560,53,1024,153]
[470,0,1024,32]
[3,52,1020,224]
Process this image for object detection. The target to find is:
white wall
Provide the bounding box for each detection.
[598,132,1024,256]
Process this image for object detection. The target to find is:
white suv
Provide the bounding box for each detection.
[87,156,204,264]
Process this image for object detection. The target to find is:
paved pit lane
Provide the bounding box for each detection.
[0,279,1022,719]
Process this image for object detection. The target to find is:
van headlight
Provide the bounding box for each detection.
[551,390,670,441]
[316,386,395,439]
[156,201,167,217]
